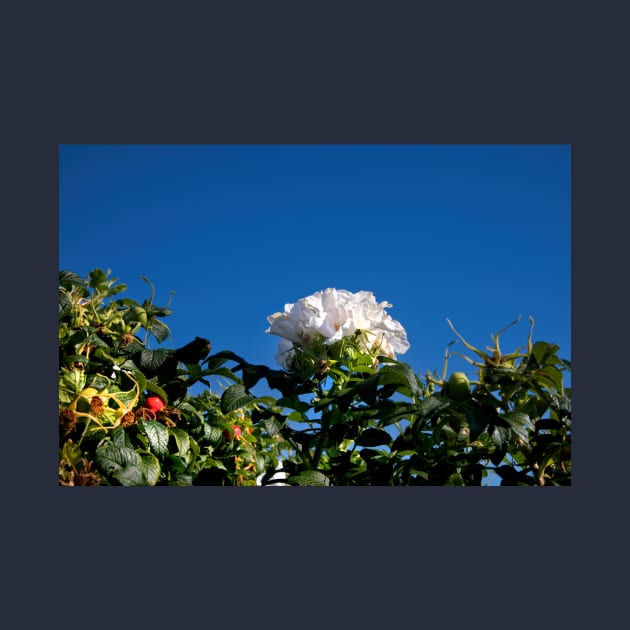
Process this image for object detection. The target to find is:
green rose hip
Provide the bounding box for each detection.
[447,372,471,401]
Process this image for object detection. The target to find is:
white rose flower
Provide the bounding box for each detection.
[266,288,410,367]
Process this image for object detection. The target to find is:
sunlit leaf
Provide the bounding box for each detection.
[141,454,161,486]
[95,443,142,477]
[139,419,169,457]
[502,411,535,445]
[170,427,190,456]
[220,383,254,414]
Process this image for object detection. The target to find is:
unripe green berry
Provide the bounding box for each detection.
[447,372,471,401]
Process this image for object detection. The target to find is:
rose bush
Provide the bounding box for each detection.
[59,270,571,486]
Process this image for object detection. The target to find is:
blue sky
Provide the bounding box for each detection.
[59,144,571,397]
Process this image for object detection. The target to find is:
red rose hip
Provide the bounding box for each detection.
[144,395,166,412]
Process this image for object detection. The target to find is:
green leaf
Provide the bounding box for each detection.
[265,371,300,397]
[489,426,510,465]
[537,365,564,392]
[263,415,284,437]
[168,473,193,486]
[356,428,392,447]
[461,405,494,441]
[365,401,423,427]
[169,427,190,457]
[141,454,161,486]
[95,443,142,477]
[149,319,171,343]
[502,411,535,445]
[139,348,174,373]
[241,364,271,389]
[531,341,560,367]
[59,270,89,295]
[276,396,310,413]
[202,366,241,382]
[59,367,87,404]
[112,465,146,486]
[61,441,83,467]
[289,470,330,486]
[201,423,223,444]
[221,383,254,414]
[379,361,420,398]
[138,419,170,457]
[355,375,380,406]
[111,426,133,449]
[417,395,450,417]
[176,401,206,424]
[185,363,202,381]
[58,291,73,318]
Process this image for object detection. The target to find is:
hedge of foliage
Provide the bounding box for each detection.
[59,269,571,486]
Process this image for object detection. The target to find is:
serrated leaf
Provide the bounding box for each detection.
[379,362,420,398]
[202,423,223,444]
[537,365,564,392]
[139,419,170,457]
[113,464,146,486]
[221,383,254,414]
[489,426,510,465]
[59,270,89,294]
[59,368,87,404]
[58,291,73,318]
[531,341,560,367]
[288,470,330,486]
[139,348,174,372]
[502,411,535,444]
[149,319,171,343]
[141,454,161,486]
[111,426,133,449]
[95,443,142,476]
[169,427,190,456]
[263,415,284,437]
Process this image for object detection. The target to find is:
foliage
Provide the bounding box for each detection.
[58,270,280,486]
[59,270,571,486]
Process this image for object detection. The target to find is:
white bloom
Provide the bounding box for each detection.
[266,288,410,366]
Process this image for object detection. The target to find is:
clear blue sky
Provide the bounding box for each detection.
[59,144,571,396]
